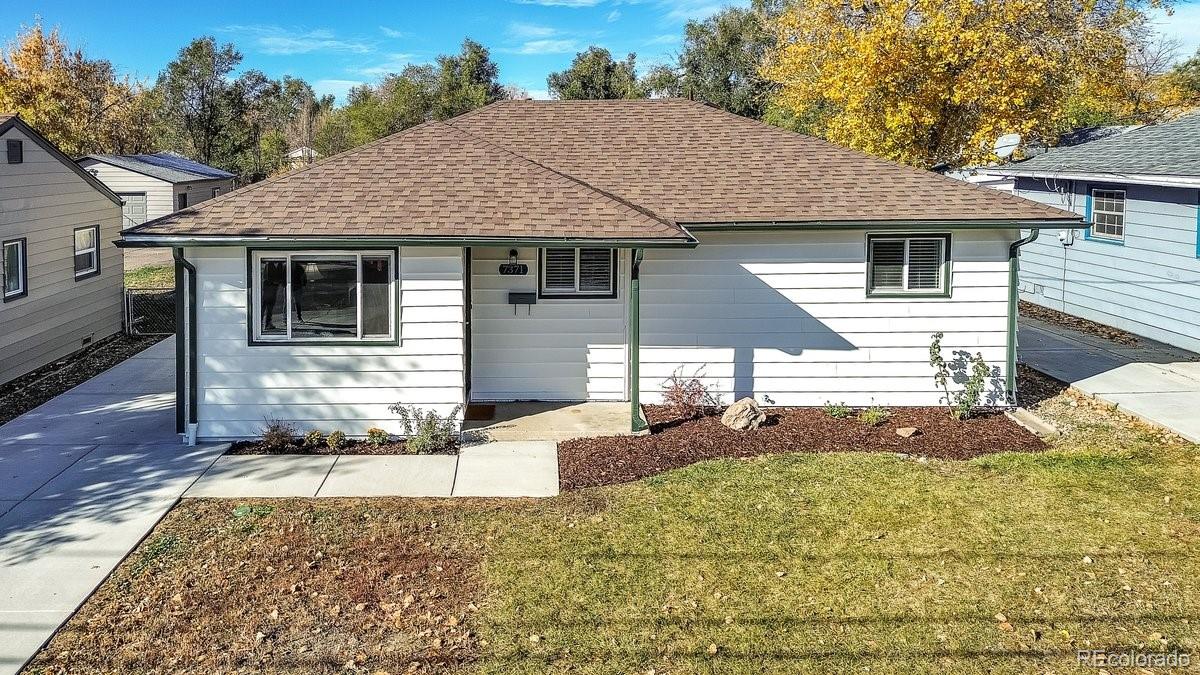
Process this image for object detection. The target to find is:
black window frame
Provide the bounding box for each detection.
[6,139,22,164]
[177,192,188,210]
[537,247,619,300]
[865,232,952,298]
[73,225,101,281]
[245,248,400,346]
[2,237,28,302]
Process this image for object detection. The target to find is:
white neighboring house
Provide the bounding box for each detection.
[285,146,320,171]
[76,152,236,230]
[0,114,124,385]
[118,100,1081,442]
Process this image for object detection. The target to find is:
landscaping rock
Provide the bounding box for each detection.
[721,398,766,431]
[896,426,920,438]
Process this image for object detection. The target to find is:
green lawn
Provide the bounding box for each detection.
[124,264,174,289]
[29,393,1200,674]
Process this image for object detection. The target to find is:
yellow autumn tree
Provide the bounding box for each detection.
[761,0,1156,168]
[0,21,156,155]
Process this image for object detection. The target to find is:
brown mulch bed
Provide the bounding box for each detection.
[559,405,1047,490]
[1016,363,1070,407]
[0,333,167,426]
[25,498,484,673]
[1019,300,1139,346]
[226,439,456,456]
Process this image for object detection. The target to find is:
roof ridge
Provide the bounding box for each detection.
[124,120,445,235]
[444,119,682,233]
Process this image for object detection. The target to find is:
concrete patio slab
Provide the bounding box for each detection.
[27,444,224,503]
[0,392,178,448]
[184,455,337,498]
[0,445,94,501]
[1019,317,1200,443]
[452,441,558,497]
[317,455,457,497]
[463,401,629,442]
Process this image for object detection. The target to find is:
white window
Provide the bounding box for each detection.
[539,248,617,298]
[251,250,396,343]
[73,225,100,279]
[1090,188,1125,240]
[211,187,221,198]
[867,234,950,296]
[3,238,26,301]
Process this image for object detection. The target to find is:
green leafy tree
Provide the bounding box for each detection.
[431,39,505,118]
[155,37,242,166]
[548,47,645,100]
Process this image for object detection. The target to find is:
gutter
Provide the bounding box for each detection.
[1005,229,1040,405]
[119,234,699,249]
[172,248,199,443]
[989,168,1200,190]
[629,249,647,433]
[682,218,1080,231]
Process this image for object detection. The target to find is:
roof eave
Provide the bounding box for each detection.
[681,218,1082,231]
[1,118,123,206]
[985,168,1200,189]
[117,233,700,249]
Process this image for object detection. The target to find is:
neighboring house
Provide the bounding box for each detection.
[77,152,236,230]
[989,113,1200,353]
[0,114,124,385]
[119,99,1079,441]
[285,146,320,170]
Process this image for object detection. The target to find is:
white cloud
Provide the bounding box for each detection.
[656,0,747,24]
[507,21,561,39]
[219,25,373,55]
[504,39,580,55]
[379,25,407,39]
[1148,3,1200,61]
[607,9,622,21]
[512,0,602,6]
[644,33,679,46]
[313,79,364,104]
[351,53,418,78]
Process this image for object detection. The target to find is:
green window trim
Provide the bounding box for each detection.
[244,247,401,347]
[865,232,952,298]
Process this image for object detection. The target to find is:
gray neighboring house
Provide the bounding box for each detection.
[77,152,236,230]
[0,114,124,384]
[990,114,1200,353]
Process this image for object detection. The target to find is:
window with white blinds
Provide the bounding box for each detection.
[539,248,617,297]
[867,234,950,296]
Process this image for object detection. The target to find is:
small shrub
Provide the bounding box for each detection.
[326,430,347,451]
[388,404,462,454]
[929,331,993,420]
[858,405,891,427]
[365,427,391,446]
[303,429,325,448]
[823,401,852,419]
[661,368,722,419]
[259,419,297,451]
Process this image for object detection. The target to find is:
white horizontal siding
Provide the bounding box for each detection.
[469,246,627,400]
[1015,179,1200,352]
[189,245,464,439]
[76,159,174,225]
[639,230,1015,407]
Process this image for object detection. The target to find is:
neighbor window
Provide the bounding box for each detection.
[2,238,26,301]
[1090,188,1125,240]
[251,250,396,343]
[177,192,188,209]
[73,225,100,280]
[867,234,951,296]
[6,139,22,164]
[539,248,617,298]
[211,187,221,198]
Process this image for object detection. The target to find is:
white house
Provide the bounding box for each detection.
[285,146,320,171]
[0,114,124,385]
[117,100,1080,441]
[77,152,236,230]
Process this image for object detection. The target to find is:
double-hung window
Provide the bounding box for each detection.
[73,225,100,280]
[1089,188,1125,241]
[539,248,617,298]
[867,233,951,296]
[250,250,396,343]
[2,238,27,301]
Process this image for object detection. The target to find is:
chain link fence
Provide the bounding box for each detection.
[125,287,176,336]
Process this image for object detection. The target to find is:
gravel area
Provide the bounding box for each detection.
[0,333,167,426]
[559,405,1046,490]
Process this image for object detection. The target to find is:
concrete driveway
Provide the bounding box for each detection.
[0,337,225,674]
[1019,317,1200,442]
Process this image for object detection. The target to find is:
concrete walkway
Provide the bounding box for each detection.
[0,337,226,675]
[185,441,559,498]
[1019,317,1200,442]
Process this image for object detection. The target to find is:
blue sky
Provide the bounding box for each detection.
[9,0,1200,104]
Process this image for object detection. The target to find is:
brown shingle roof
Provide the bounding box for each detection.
[129,120,687,241]
[127,99,1077,242]
[449,99,1074,224]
